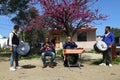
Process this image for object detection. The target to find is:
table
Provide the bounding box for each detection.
[63,48,85,68]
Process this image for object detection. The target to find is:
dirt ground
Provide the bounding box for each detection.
[0,53,120,80]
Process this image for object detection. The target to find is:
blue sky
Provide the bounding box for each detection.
[93,0,120,35]
[0,0,120,37]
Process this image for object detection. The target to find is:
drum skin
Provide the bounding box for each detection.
[94,40,108,52]
[94,43,101,53]
[17,42,30,56]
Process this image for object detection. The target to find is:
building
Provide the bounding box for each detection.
[0,34,8,49]
[49,27,97,51]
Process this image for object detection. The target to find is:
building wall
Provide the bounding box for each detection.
[51,28,97,51]
[58,31,96,51]
[0,38,8,48]
[87,31,96,41]
[59,41,96,51]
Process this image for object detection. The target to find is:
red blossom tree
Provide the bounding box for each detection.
[29,0,107,36]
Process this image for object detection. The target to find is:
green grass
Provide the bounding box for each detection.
[0,48,10,53]
[113,56,120,64]
[85,49,100,53]
[56,49,63,55]
[1,47,120,65]
[20,53,40,60]
[0,48,11,57]
[92,56,120,65]
[19,48,41,60]
[0,48,41,60]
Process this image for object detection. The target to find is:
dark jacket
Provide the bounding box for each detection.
[63,42,77,49]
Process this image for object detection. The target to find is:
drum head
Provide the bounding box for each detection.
[94,43,101,53]
[96,41,108,51]
[17,43,30,56]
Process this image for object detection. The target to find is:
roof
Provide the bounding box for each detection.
[49,27,97,35]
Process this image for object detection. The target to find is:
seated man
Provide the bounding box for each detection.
[40,37,55,68]
[63,36,78,67]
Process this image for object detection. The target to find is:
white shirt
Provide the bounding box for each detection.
[9,31,18,46]
[105,32,110,37]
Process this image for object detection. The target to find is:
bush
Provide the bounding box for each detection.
[56,49,63,55]
[0,48,11,57]
[20,47,41,60]
[113,56,120,64]
[85,49,98,53]
[92,56,120,65]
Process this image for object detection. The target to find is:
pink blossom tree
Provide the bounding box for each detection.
[30,0,107,36]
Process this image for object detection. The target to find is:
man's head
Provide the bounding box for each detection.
[45,37,49,43]
[105,26,111,33]
[14,25,19,33]
[67,36,72,42]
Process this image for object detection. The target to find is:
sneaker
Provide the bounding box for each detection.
[42,64,47,68]
[99,63,106,66]
[49,64,54,68]
[109,64,112,67]
[10,67,16,71]
[16,66,22,69]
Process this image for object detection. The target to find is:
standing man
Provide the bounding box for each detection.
[99,26,114,67]
[9,25,21,71]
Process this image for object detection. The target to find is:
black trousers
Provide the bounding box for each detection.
[102,48,112,64]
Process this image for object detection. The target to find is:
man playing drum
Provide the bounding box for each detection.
[9,25,21,71]
[99,26,114,67]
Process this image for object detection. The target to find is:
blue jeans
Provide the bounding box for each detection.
[102,48,112,64]
[10,46,19,67]
[41,51,55,65]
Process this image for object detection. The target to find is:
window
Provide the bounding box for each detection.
[77,32,87,41]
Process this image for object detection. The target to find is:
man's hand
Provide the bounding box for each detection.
[109,45,112,48]
[10,46,13,52]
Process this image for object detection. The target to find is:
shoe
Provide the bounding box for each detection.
[10,67,16,71]
[49,64,54,68]
[42,64,47,68]
[16,66,22,69]
[109,64,112,67]
[99,63,106,66]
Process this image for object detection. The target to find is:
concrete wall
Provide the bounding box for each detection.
[87,31,96,41]
[58,41,96,51]
[52,28,97,51]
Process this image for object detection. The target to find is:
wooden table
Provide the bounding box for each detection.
[63,48,85,68]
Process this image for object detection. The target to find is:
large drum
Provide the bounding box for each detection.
[94,40,108,52]
[17,42,30,56]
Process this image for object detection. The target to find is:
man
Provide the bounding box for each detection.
[9,25,21,71]
[40,37,55,68]
[63,36,78,67]
[99,26,114,67]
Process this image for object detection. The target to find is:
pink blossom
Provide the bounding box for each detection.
[25,0,108,36]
